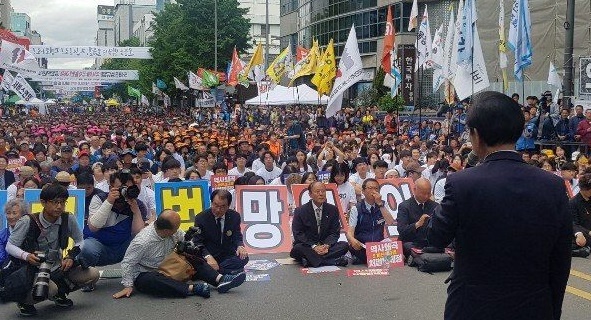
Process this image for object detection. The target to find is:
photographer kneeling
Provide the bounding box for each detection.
[76,169,148,291]
[113,210,246,299]
[5,183,99,316]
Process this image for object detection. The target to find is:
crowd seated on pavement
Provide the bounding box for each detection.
[1,91,590,314]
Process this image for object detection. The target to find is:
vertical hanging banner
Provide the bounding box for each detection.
[154,180,211,231]
[234,185,291,254]
[400,44,416,105]
[10,73,37,101]
[23,189,86,228]
[579,58,591,96]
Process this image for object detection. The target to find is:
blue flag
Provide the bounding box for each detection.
[457,0,476,67]
[156,78,167,90]
[507,0,532,81]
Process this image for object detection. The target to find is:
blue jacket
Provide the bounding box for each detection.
[516,119,537,151]
[354,202,385,244]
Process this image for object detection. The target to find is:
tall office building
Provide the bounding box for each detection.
[10,12,31,37]
[238,0,281,59]
[0,0,11,29]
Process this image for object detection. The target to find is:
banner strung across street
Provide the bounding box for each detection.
[29,45,152,59]
[29,70,139,81]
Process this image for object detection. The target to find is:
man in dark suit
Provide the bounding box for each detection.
[291,181,349,267]
[0,154,16,190]
[397,177,439,257]
[570,171,591,251]
[427,91,572,320]
[193,189,249,274]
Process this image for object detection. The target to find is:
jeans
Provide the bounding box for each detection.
[77,237,133,267]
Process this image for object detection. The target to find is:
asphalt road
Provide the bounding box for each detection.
[1,255,590,320]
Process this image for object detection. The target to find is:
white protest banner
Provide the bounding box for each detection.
[1,70,15,92]
[377,178,415,237]
[452,26,489,100]
[45,86,96,92]
[40,81,104,87]
[10,73,36,101]
[29,45,152,59]
[29,70,139,81]
[0,40,40,75]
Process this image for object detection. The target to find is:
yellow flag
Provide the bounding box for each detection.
[266,46,292,83]
[311,39,336,96]
[289,40,320,86]
[244,43,263,76]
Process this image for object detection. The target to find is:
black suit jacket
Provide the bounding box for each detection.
[193,208,244,260]
[1,170,15,189]
[570,193,591,242]
[292,200,341,247]
[428,151,572,320]
[397,197,438,244]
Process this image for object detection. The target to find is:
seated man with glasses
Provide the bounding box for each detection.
[346,178,395,264]
[76,169,148,291]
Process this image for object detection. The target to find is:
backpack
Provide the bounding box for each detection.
[408,248,454,273]
[0,212,70,302]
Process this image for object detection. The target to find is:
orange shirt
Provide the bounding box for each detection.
[266,140,282,158]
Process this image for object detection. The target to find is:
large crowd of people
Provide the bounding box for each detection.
[0,90,589,317]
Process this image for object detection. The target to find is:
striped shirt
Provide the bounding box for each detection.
[120,223,184,287]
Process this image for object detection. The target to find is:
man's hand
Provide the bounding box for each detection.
[107,188,120,204]
[206,255,219,271]
[350,238,363,251]
[61,258,74,272]
[415,214,431,229]
[128,198,140,210]
[236,246,248,260]
[314,244,329,256]
[372,191,383,205]
[26,253,41,266]
[576,233,587,247]
[113,287,133,299]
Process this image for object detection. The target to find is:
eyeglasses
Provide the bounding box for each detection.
[47,199,68,206]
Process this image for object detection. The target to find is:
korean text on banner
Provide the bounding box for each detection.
[29,46,152,59]
[154,180,211,231]
[365,241,405,268]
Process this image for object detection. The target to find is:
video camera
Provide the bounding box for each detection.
[175,227,206,265]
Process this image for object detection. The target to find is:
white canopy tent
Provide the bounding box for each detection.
[245,84,329,105]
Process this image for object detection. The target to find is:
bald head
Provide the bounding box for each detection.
[414,178,432,203]
[155,209,181,232]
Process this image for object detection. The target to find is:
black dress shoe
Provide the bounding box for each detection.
[301,258,309,267]
[334,256,348,267]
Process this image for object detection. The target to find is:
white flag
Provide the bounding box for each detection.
[10,73,36,101]
[326,26,363,118]
[432,24,445,93]
[140,94,149,106]
[442,8,456,81]
[408,0,419,31]
[547,62,562,89]
[453,26,489,100]
[188,71,205,90]
[0,40,40,75]
[449,0,464,80]
[1,70,15,92]
[415,5,433,71]
[174,77,189,91]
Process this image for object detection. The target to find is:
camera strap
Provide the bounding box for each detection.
[24,213,70,252]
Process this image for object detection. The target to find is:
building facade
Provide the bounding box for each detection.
[280,0,591,105]
[114,3,157,45]
[10,12,30,37]
[133,13,155,46]
[239,0,281,59]
[0,0,11,29]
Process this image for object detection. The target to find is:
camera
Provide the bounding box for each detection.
[32,250,60,301]
[119,185,140,199]
[175,227,205,262]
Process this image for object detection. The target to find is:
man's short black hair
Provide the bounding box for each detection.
[76,172,95,186]
[212,162,228,173]
[362,178,379,190]
[134,142,148,152]
[161,158,181,172]
[467,91,524,147]
[373,160,388,169]
[211,189,232,205]
[40,183,69,201]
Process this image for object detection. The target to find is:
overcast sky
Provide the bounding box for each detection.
[12,0,116,69]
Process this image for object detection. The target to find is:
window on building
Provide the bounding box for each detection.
[260,24,268,37]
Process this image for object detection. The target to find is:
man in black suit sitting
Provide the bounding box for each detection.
[397,177,439,257]
[290,181,349,267]
[193,190,249,275]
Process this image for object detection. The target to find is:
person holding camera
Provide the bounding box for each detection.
[193,190,249,275]
[113,209,246,299]
[5,183,99,316]
[76,169,148,290]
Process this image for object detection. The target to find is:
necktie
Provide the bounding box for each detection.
[216,217,223,244]
[315,207,322,234]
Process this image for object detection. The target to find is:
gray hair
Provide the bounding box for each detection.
[4,199,28,216]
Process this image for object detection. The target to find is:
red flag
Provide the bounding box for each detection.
[381,5,395,73]
[228,47,244,87]
[296,46,309,62]
[0,29,30,49]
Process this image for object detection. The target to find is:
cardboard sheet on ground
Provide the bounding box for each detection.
[154,180,211,231]
[245,259,280,271]
[300,266,341,274]
[246,273,271,282]
[347,269,390,276]
[275,258,298,265]
[235,185,291,254]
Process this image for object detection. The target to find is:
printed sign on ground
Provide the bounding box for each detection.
[154,180,211,231]
[235,185,291,254]
[365,240,404,268]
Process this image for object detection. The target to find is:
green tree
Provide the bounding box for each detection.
[378,94,405,113]
[100,37,146,100]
